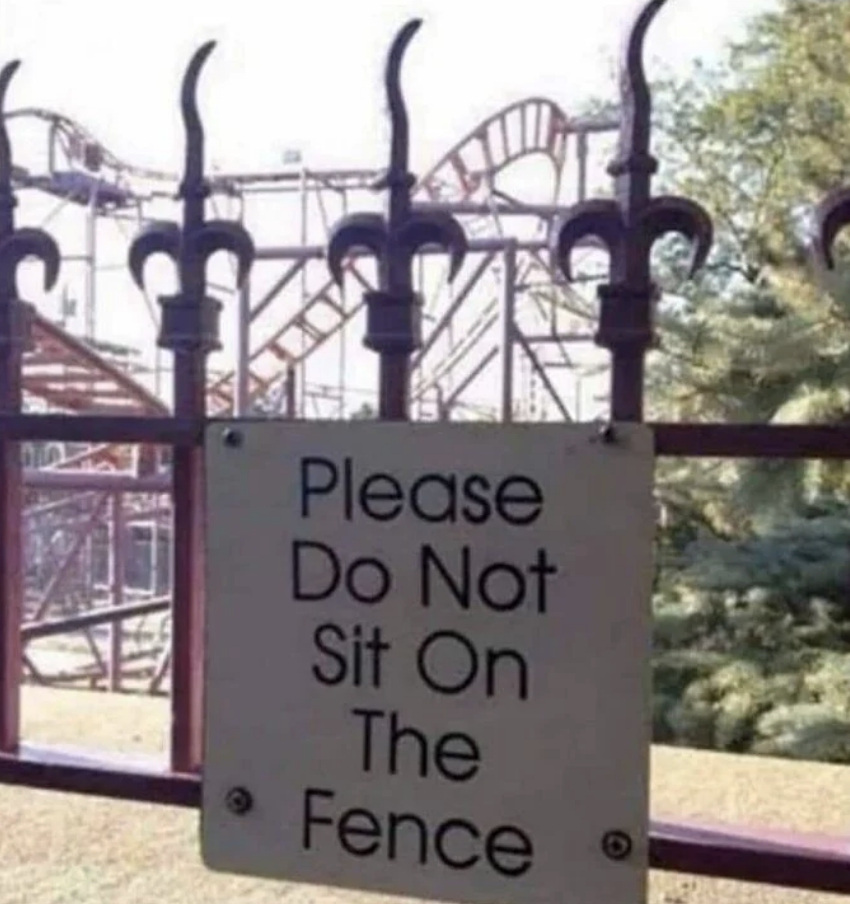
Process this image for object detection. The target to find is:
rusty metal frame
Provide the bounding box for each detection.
[1,1,850,896]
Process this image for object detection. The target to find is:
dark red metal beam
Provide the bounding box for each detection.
[0,746,200,807]
[651,819,850,894]
[0,66,34,749]
[0,414,202,445]
[653,423,850,459]
[0,427,21,753]
[4,416,850,461]
[168,403,206,773]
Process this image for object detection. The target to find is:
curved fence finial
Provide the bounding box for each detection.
[814,187,850,271]
[549,0,713,421]
[128,38,254,360]
[615,0,667,166]
[180,41,216,199]
[0,60,21,227]
[325,18,467,418]
[0,59,60,291]
[385,19,421,184]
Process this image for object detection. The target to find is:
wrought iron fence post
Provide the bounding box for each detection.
[326,20,467,420]
[128,43,254,772]
[551,0,713,422]
[0,61,59,752]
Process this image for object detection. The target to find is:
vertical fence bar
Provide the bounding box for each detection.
[171,47,217,771]
[284,365,297,418]
[0,66,24,753]
[499,240,517,422]
[128,44,254,772]
[170,350,206,769]
[0,61,60,752]
[234,277,250,416]
[0,312,24,752]
[603,282,651,423]
[550,0,712,424]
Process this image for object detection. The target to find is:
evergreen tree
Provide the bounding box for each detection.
[650,0,850,525]
[645,0,850,762]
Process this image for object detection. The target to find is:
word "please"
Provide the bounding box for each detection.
[299,457,544,526]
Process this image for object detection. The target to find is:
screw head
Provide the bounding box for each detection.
[225,786,253,815]
[222,428,243,449]
[598,423,617,444]
[601,829,632,861]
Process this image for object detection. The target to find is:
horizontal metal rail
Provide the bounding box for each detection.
[4,415,850,460]
[21,597,170,641]
[1,744,848,893]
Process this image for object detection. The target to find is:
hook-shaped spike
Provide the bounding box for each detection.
[814,186,850,271]
[384,19,422,182]
[128,220,182,290]
[0,60,19,106]
[398,211,467,282]
[616,0,668,161]
[0,227,61,291]
[550,200,625,282]
[0,60,21,220]
[0,61,20,170]
[326,212,388,287]
[180,40,216,195]
[642,195,714,278]
[189,219,255,288]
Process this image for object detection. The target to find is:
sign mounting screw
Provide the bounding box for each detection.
[222,428,243,449]
[601,829,633,861]
[598,423,617,444]
[225,786,253,815]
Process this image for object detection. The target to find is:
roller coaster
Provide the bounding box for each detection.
[6,95,619,694]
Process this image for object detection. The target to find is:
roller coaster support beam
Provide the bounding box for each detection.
[261,234,599,262]
[22,597,170,643]
[23,470,169,493]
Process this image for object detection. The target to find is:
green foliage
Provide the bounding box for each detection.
[647,1,850,763]
[648,0,850,514]
[653,489,850,761]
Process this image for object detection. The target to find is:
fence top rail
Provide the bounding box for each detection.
[2,414,850,461]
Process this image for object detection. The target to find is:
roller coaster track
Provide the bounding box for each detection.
[409,99,576,412]
[6,96,616,424]
[6,94,618,693]
[416,97,569,202]
[207,98,608,415]
[206,258,376,414]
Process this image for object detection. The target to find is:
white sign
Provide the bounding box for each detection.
[201,421,655,904]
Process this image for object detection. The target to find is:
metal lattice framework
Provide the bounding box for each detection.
[5,82,618,695]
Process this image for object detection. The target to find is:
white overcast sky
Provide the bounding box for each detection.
[5,0,777,175]
[2,0,778,411]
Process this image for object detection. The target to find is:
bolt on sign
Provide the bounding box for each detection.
[200,420,655,904]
